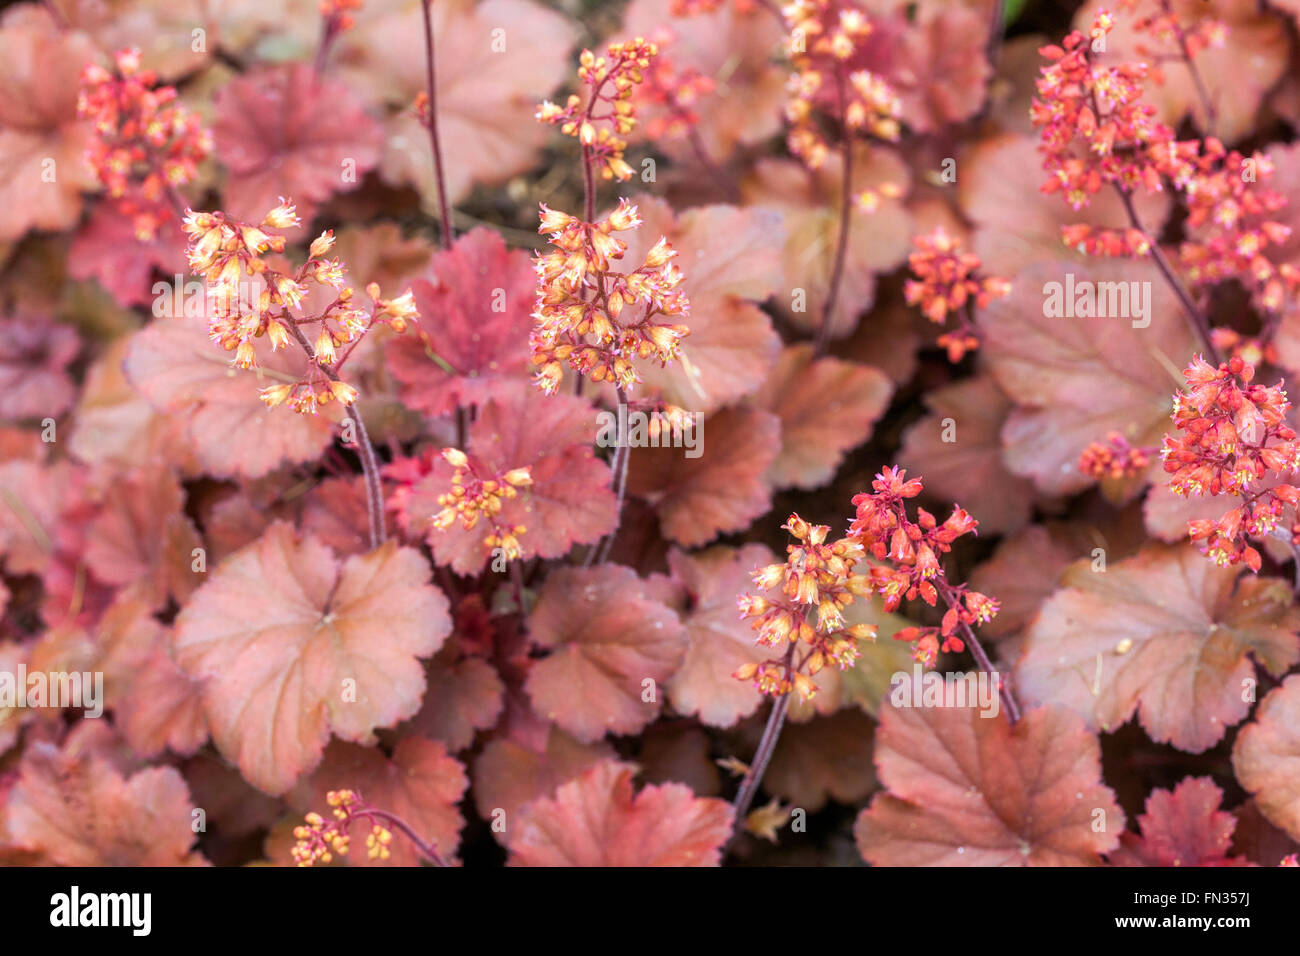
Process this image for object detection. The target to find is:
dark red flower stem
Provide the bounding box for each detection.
[420,0,455,250]
[1158,0,1216,136]
[813,64,853,358]
[1114,187,1219,362]
[727,645,797,847]
[586,385,631,566]
[288,322,386,549]
[363,809,449,867]
[935,579,1020,724]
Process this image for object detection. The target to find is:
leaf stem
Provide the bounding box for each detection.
[420,0,454,250]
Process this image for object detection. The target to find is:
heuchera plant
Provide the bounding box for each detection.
[3,0,1300,872]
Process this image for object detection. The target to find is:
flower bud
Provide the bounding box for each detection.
[309,230,336,258]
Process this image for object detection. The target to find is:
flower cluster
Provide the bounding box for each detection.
[530,200,690,395]
[1162,355,1300,570]
[1120,0,1226,82]
[849,467,996,667]
[1079,431,1151,480]
[182,199,418,413]
[291,790,394,867]
[1210,328,1273,370]
[536,38,658,182]
[1032,11,1173,212]
[734,514,876,701]
[903,228,1010,362]
[1174,142,1298,313]
[430,448,533,561]
[77,48,211,240]
[639,46,716,140]
[782,0,901,170]
[1037,7,1299,316]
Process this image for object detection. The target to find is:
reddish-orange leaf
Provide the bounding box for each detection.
[0,14,97,240]
[123,318,335,479]
[96,592,208,760]
[174,523,451,795]
[756,344,892,491]
[665,544,775,728]
[508,760,733,866]
[1018,544,1300,753]
[387,228,534,417]
[524,564,687,742]
[627,405,780,548]
[766,708,877,813]
[980,258,1194,496]
[289,736,467,866]
[338,0,575,207]
[401,650,505,753]
[1110,777,1249,867]
[213,63,381,224]
[1233,675,1300,841]
[5,723,207,866]
[0,316,77,420]
[68,206,187,308]
[68,338,192,471]
[472,726,615,837]
[83,464,202,611]
[899,373,1035,535]
[0,458,81,576]
[855,703,1123,866]
[959,133,1170,275]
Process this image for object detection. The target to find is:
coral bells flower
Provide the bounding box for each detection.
[536,38,658,182]
[734,513,876,701]
[1162,355,1300,571]
[1120,0,1227,85]
[639,45,716,141]
[849,467,996,667]
[1032,11,1174,210]
[182,199,417,413]
[903,228,1010,362]
[530,200,690,394]
[291,790,394,866]
[1079,431,1152,480]
[430,448,534,562]
[1174,142,1299,313]
[781,0,901,168]
[77,48,211,240]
